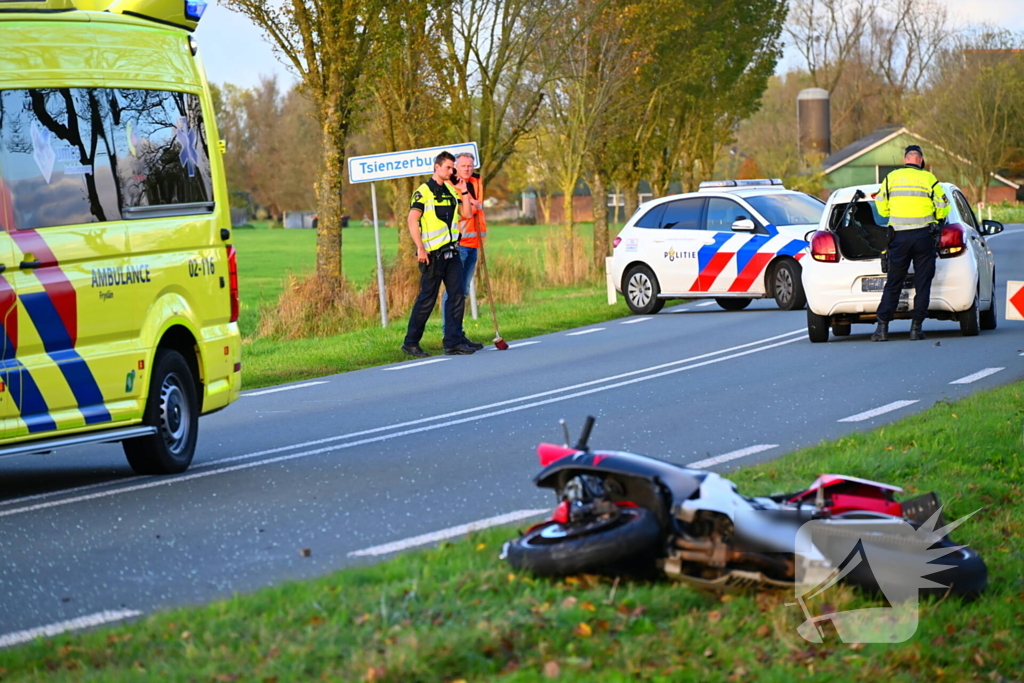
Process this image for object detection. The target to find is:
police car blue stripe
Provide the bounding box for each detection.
[696,233,735,275]
[734,235,771,274]
[764,223,778,237]
[19,293,112,426]
[777,239,807,258]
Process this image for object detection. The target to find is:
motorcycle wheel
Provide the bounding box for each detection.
[921,546,988,597]
[504,507,661,577]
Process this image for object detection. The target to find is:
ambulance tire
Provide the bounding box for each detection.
[124,349,199,475]
[807,309,830,343]
[715,298,751,311]
[773,260,807,311]
[624,265,665,315]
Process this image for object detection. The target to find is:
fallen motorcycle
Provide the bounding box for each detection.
[503,417,987,597]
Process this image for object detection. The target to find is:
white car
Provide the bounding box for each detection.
[611,180,825,314]
[802,183,1002,342]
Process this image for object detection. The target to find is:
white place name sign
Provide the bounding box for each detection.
[348,142,479,184]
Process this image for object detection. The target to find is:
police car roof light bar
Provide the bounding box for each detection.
[698,178,784,190]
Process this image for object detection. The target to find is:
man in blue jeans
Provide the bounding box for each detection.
[442,152,486,349]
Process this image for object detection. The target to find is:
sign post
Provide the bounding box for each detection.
[348,142,480,328]
[1008,280,1024,322]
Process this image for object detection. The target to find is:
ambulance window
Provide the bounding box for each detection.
[0,88,121,230]
[660,198,705,230]
[108,89,214,212]
[633,203,666,229]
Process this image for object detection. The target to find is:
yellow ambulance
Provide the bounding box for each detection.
[0,0,240,474]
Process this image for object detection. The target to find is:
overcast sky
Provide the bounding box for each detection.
[197,0,1024,90]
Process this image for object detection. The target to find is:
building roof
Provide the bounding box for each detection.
[822,126,907,174]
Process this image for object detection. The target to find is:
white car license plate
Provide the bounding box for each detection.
[861,277,914,292]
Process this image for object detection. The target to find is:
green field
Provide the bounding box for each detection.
[2,382,1020,682]
[233,222,598,339]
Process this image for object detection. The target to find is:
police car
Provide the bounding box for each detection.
[611,180,825,314]
[0,0,241,474]
[803,184,1001,342]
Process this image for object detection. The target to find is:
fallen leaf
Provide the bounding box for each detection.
[973,652,985,667]
[561,596,578,609]
[708,610,722,624]
[476,543,487,551]
[543,660,560,678]
[574,622,592,637]
[755,625,770,638]
[213,675,239,682]
[308,616,324,626]
[848,642,865,651]
[507,573,517,583]
[720,594,734,603]
[364,666,386,682]
[300,548,312,558]
[180,631,191,640]
[704,647,714,658]
[355,613,372,626]
[581,601,596,612]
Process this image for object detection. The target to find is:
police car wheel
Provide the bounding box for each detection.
[123,350,199,475]
[958,292,981,337]
[715,298,751,311]
[624,265,665,315]
[980,271,997,331]
[773,260,807,311]
[807,309,830,343]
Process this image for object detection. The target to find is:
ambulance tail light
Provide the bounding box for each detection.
[810,230,839,263]
[938,223,966,258]
[227,245,239,323]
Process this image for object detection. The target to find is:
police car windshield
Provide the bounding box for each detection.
[745,193,824,227]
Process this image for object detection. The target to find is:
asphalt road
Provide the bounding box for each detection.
[1,227,1022,639]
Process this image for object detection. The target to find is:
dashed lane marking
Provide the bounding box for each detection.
[382,358,451,371]
[0,610,142,649]
[838,400,919,423]
[950,367,1005,385]
[620,317,652,324]
[242,381,328,397]
[696,301,716,307]
[687,444,779,469]
[566,328,605,336]
[348,509,547,558]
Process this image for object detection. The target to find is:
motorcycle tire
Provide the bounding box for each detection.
[504,507,661,577]
[836,538,987,598]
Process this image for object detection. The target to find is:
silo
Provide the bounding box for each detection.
[797,88,831,157]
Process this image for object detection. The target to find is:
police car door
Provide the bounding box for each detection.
[0,88,135,437]
[655,198,707,294]
[701,197,765,294]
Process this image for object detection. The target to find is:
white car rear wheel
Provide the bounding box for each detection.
[959,291,981,337]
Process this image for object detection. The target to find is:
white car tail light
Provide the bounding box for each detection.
[938,223,966,258]
[810,230,839,262]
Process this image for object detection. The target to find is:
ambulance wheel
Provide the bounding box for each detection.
[773,260,806,311]
[807,309,830,343]
[716,298,751,311]
[124,349,199,475]
[959,292,981,337]
[624,265,665,315]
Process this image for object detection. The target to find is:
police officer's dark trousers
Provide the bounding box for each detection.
[876,227,936,323]
[405,247,465,349]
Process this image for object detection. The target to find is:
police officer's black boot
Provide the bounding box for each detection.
[909,320,926,341]
[871,321,889,342]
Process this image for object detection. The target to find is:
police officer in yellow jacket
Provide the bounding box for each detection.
[871,145,951,341]
[402,151,475,357]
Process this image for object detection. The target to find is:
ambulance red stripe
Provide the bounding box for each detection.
[10,230,77,345]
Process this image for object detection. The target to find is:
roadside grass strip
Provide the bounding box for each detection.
[2,383,1021,681]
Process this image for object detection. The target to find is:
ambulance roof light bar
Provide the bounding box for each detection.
[698,179,785,190]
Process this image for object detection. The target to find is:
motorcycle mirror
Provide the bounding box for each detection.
[559,419,570,447]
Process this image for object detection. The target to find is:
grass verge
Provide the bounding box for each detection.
[2,383,1021,682]
[241,286,631,389]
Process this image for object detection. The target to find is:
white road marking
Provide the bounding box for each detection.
[242,381,328,397]
[496,341,540,350]
[687,444,779,469]
[0,610,142,649]
[347,509,547,558]
[838,400,919,423]
[0,329,806,516]
[696,301,716,307]
[382,358,450,371]
[566,328,605,336]
[950,367,1004,385]
[620,317,652,325]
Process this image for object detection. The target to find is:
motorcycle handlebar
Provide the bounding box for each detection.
[574,415,596,451]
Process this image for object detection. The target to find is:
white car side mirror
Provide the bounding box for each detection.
[731,218,755,232]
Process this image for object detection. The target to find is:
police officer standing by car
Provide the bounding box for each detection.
[871,145,951,342]
[402,151,476,357]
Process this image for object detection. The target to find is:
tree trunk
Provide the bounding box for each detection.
[314,99,346,293]
[562,185,576,282]
[539,193,552,224]
[590,170,609,271]
[622,179,639,219]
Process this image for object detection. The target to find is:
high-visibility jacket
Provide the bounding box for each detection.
[875,165,951,230]
[411,179,461,252]
[459,174,487,249]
